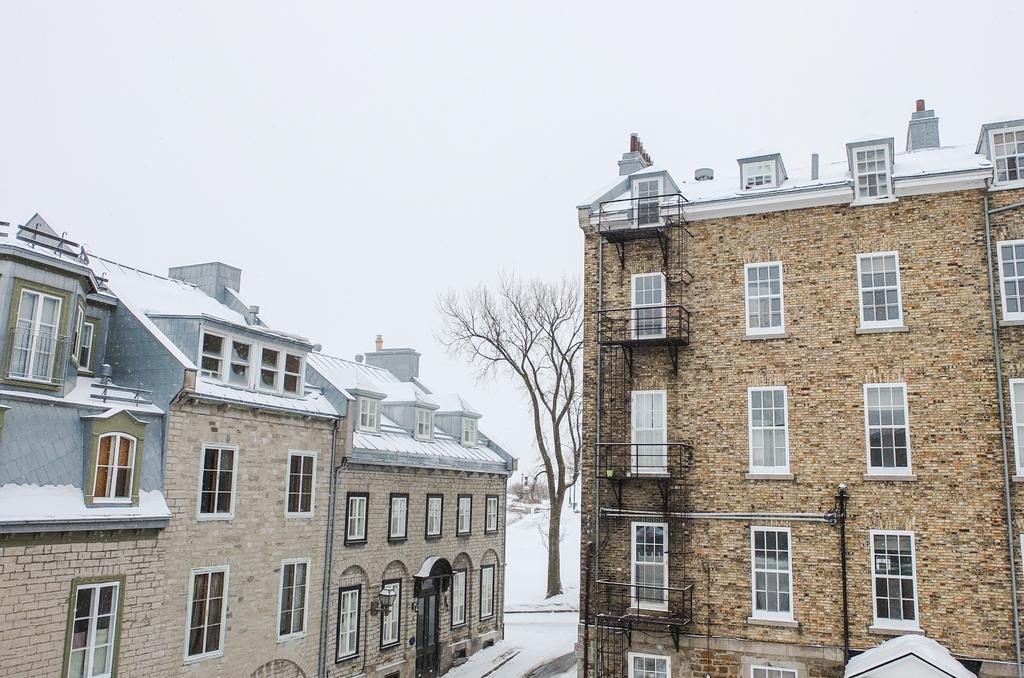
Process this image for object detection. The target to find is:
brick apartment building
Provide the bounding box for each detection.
[0,220,514,678]
[577,103,1024,677]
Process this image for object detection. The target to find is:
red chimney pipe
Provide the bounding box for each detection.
[916,99,925,112]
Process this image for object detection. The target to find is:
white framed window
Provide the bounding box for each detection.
[870,530,919,630]
[200,332,225,380]
[286,451,316,516]
[752,668,797,678]
[480,565,495,619]
[78,320,96,370]
[857,252,903,329]
[998,240,1024,321]
[336,585,361,660]
[227,340,251,387]
[748,387,789,474]
[426,495,443,537]
[751,526,793,621]
[853,145,891,201]
[358,397,379,433]
[185,566,228,662]
[388,494,408,540]
[485,495,499,533]
[457,495,472,535]
[992,127,1024,185]
[742,161,776,189]
[92,433,136,502]
[260,347,280,391]
[283,353,303,395]
[864,383,912,475]
[631,522,668,611]
[744,262,785,335]
[631,390,667,474]
[1011,380,1024,476]
[345,493,368,544]
[66,580,121,678]
[451,570,467,627]
[462,417,478,447]
[633,177,662,226]
[71,306,85,362]
[631,272,667,340]
[415,407,433,440]
[277,558,310,641]
[9,287,63,382]
[628,652,671,678]
[380,581,401,647]
[197,445,237,519]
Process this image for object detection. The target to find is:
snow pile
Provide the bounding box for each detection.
[0,484,171,524]
[445,612,578,678]
[504,499,581,612]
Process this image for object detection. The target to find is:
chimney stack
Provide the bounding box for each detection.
[374,335,384,352]
[906,99,940,151]
[364,346,421,382]
[168,262,241,304]
[811,153,820,181]
[618,132,654,176]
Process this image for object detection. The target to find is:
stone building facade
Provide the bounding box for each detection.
[577,106,1024,677]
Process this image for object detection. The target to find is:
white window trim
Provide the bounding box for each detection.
[480,565,496,620]
[346,494,368,542]
[1012,380,1024,476]
[276,557,311,642]
[742,161,776,189]
[630,521,668,612]
[630,389,668,475]
[630,272,667,340]
[751,667,798,678]
[462,417,478,447]
[457,496,472,535]
[627,652,672,678]
[11,287,64,383]
[451,570,467,627]
[358,397,380,433]
[183,565,230,663]
[92,432,137,503]
[747,386,790,475]
[750,526,794,622]
[284,450,317,518]
[852,144,894,204]
[66,579,121,678]
[389,494,409,540]
[990,127,1024,188]
[78,319,96,371]
[415,407,433,441]
[195,443,239,521]
[485,496,499,533]
[380,581,402,646]
[869,529,920,631]
[71,305,85,363]
[863,382,913,476]
[336,585,361,660]
[744,262,785,336]
[426,495,443,537]
[196,326,304,396]
[856,251,904,329]
[998,239,1024,322]
[632,176,665,227]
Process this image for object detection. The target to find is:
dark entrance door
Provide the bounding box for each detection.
[415,581,440,677]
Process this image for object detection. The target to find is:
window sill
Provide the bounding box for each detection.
[196,514,235,522]
[334,654,360,665]
[864,473,917,482]
[747,616,799,629]
[989,181,1024,193]
[285,513,314,520]
[856,325,909,335]
[344,539,368,547]
[745,473,795,481]
[387,537,408,544]
[277,631,307,644]
[868,624,924,636]
[184,651,224,665]
[999,319,1024,327]
[1013,476,1024,483]
[425,534,443,540]
[742,332,789,341]
[457,532,472,538]
[380,642,402,652]
[850,197,898,207]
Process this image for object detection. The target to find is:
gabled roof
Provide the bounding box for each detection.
[844,635,975,678]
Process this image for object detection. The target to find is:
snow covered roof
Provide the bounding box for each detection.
[0,484,171,532]
[844,635,975,678]
[0,377,164,416]
[353,415,507,473]
[191,379,337,417]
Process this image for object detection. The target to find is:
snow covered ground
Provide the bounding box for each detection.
[446,498,581,677]
[504,501,581,612]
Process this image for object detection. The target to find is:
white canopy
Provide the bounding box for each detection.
[844,635,976,678]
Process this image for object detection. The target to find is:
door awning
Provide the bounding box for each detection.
[844,635,977,678]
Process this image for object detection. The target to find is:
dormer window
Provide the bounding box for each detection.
[853,145,891,201]
[992,127,1024,184]
[358,397,379,433]
[742,162,776,189]
[199,330,305,396]
[415,408,433,441]
[201,332,225,379]
[229,340,251,386]
[462,418,478,447]
[260,347,280,390]
[283,354,303,395]
[633,178,662,226]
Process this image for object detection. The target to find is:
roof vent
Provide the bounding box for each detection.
[811,153,820,181]
[355,354,364,363]
[246,305,260,325]
[694,168,714,181]
[97,363,113,385]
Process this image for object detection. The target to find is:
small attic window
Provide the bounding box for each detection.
[415,408,433,441]
[461,418,478,448]
[992,127,1024,184]
[358,397,379,433]
[633,178,662,226]
[742,161,776,189]
[853,145,891,201]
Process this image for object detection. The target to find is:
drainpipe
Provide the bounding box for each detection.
[983,188,1023,678]
[318,416,342,678]
[586,233,605,678]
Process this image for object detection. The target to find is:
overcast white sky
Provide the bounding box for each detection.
[1,1,1020,473]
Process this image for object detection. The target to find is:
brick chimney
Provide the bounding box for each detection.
[906,99,940,151]
[618,132,654,176]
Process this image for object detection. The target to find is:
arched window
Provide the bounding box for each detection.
[94,432,136,500]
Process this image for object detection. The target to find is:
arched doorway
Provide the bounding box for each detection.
[250,659,307,678]
[414,557,452,678]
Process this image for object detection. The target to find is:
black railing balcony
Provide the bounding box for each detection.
[596,193,688,239]
[597,305,690,348]
[594,580,694,629]
[5,328,69,386]
[597,442,692,480]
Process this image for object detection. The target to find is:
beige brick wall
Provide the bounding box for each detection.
[326,464,507,678]
[581,187,1024,676]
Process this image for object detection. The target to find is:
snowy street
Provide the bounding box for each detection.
[445,611,578,678]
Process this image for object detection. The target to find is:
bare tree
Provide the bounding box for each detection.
[437,274,583,598]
